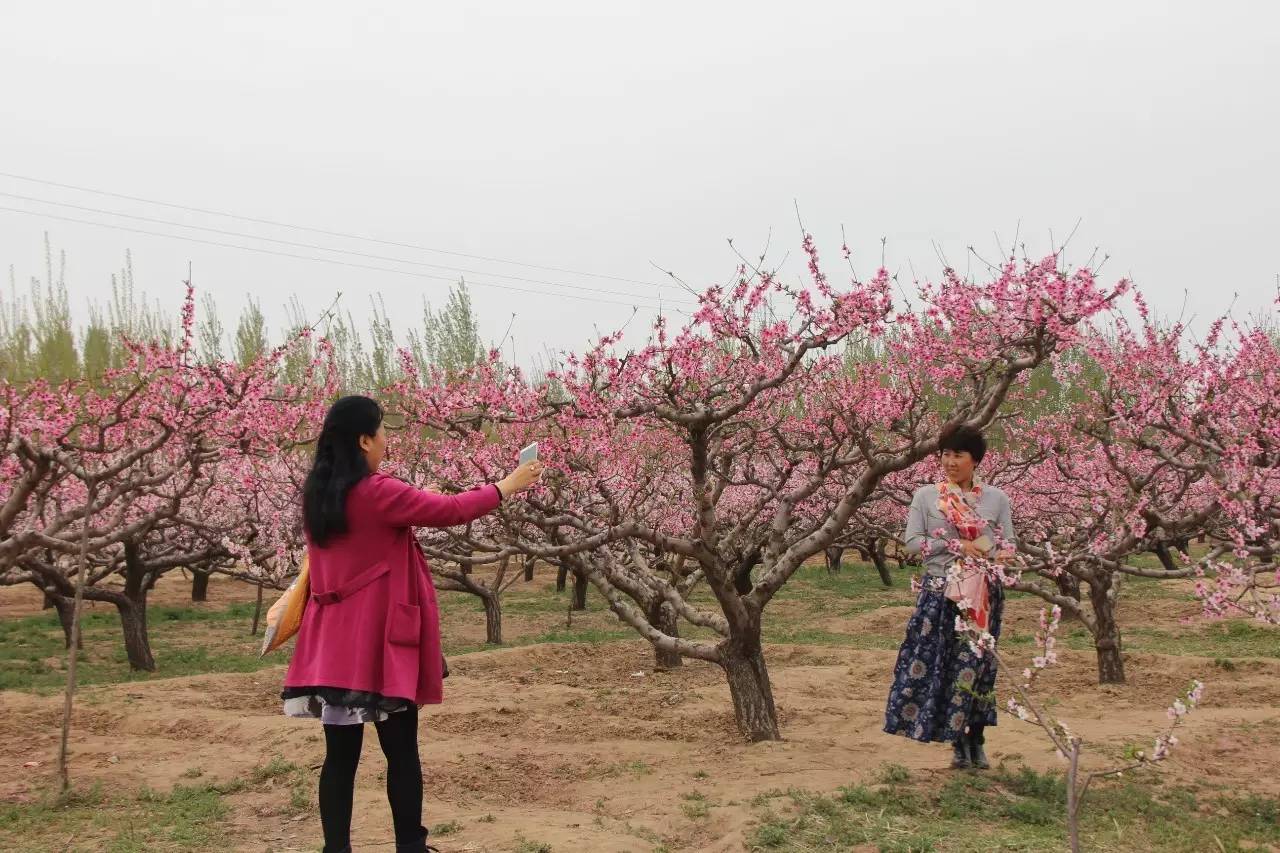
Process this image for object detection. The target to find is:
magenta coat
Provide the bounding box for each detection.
[283,472,502,705]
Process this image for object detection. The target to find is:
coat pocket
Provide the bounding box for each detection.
[388,602,421,646]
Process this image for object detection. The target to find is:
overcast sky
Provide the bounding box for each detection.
[1,1,1276,365]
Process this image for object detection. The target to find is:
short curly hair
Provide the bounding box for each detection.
[938,425,987,464]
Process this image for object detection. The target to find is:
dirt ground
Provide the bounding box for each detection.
[2,572,1279,852]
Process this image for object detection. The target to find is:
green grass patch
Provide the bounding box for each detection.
[592,760,653,779]
[875,763,913,785]
[503,591,600,615]
[432,819,462,836]
[437,583,607,618]
[0,782,230,852]
[247,756,300,784]
[681,800,711,819]
[514,834,554,853]
[746,765,1280,852]
[1123,621,1280,659]
[444,626,635,656]
[763,626,901,651]
[0,603,278,693]
[1002,619,1280,660]
[783,563,913,602]
[6,557,1271,700]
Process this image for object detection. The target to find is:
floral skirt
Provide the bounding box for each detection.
[883,575,1005,743]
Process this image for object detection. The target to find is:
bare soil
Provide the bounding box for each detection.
[2,571,1278,852]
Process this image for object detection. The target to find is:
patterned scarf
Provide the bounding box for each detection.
[936,480,992,631]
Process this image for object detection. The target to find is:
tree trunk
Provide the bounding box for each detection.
[190,569,211,602]
[556,563,568,593]
[824,546,844,574]
[482,592,502,645]
[733,549,762,595]
[1055,571,1082,602]
[119,542,156,672]
[721,641,781,742]
[1152,542,1178,572]
[1087,575,1125,684]
[250,582,264,636]
[646,598,682,670]
[892,542,907,571]
[1066,742,1082,853]
[572,570,588,611]
[869,539,892,586]
[59,481,95,792]
[44,591,82,649]
[115,598,155,671]
[523,557,537,583]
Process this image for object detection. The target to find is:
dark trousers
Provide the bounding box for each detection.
[319,704,426,852]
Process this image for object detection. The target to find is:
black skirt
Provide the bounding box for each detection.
[281,686,413,725]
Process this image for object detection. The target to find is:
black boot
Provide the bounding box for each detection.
[968,727,990,770]
[951,738,971,770]
[395,827,439,853]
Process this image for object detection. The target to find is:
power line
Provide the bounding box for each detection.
[0,190,693,305]
[0,205,686,311]
[0,170,666,288]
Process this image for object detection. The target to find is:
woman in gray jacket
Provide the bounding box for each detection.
[883,425,1015,769]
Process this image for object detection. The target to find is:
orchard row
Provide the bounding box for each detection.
[3,243,1276,741]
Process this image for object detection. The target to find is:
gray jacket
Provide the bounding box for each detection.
[903,483,1015,577]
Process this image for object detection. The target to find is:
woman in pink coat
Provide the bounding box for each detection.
[283,395,542,853]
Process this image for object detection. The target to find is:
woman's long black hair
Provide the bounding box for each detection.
[302,395,383,547]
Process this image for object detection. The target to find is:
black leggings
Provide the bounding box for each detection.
[319,705,425,852]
